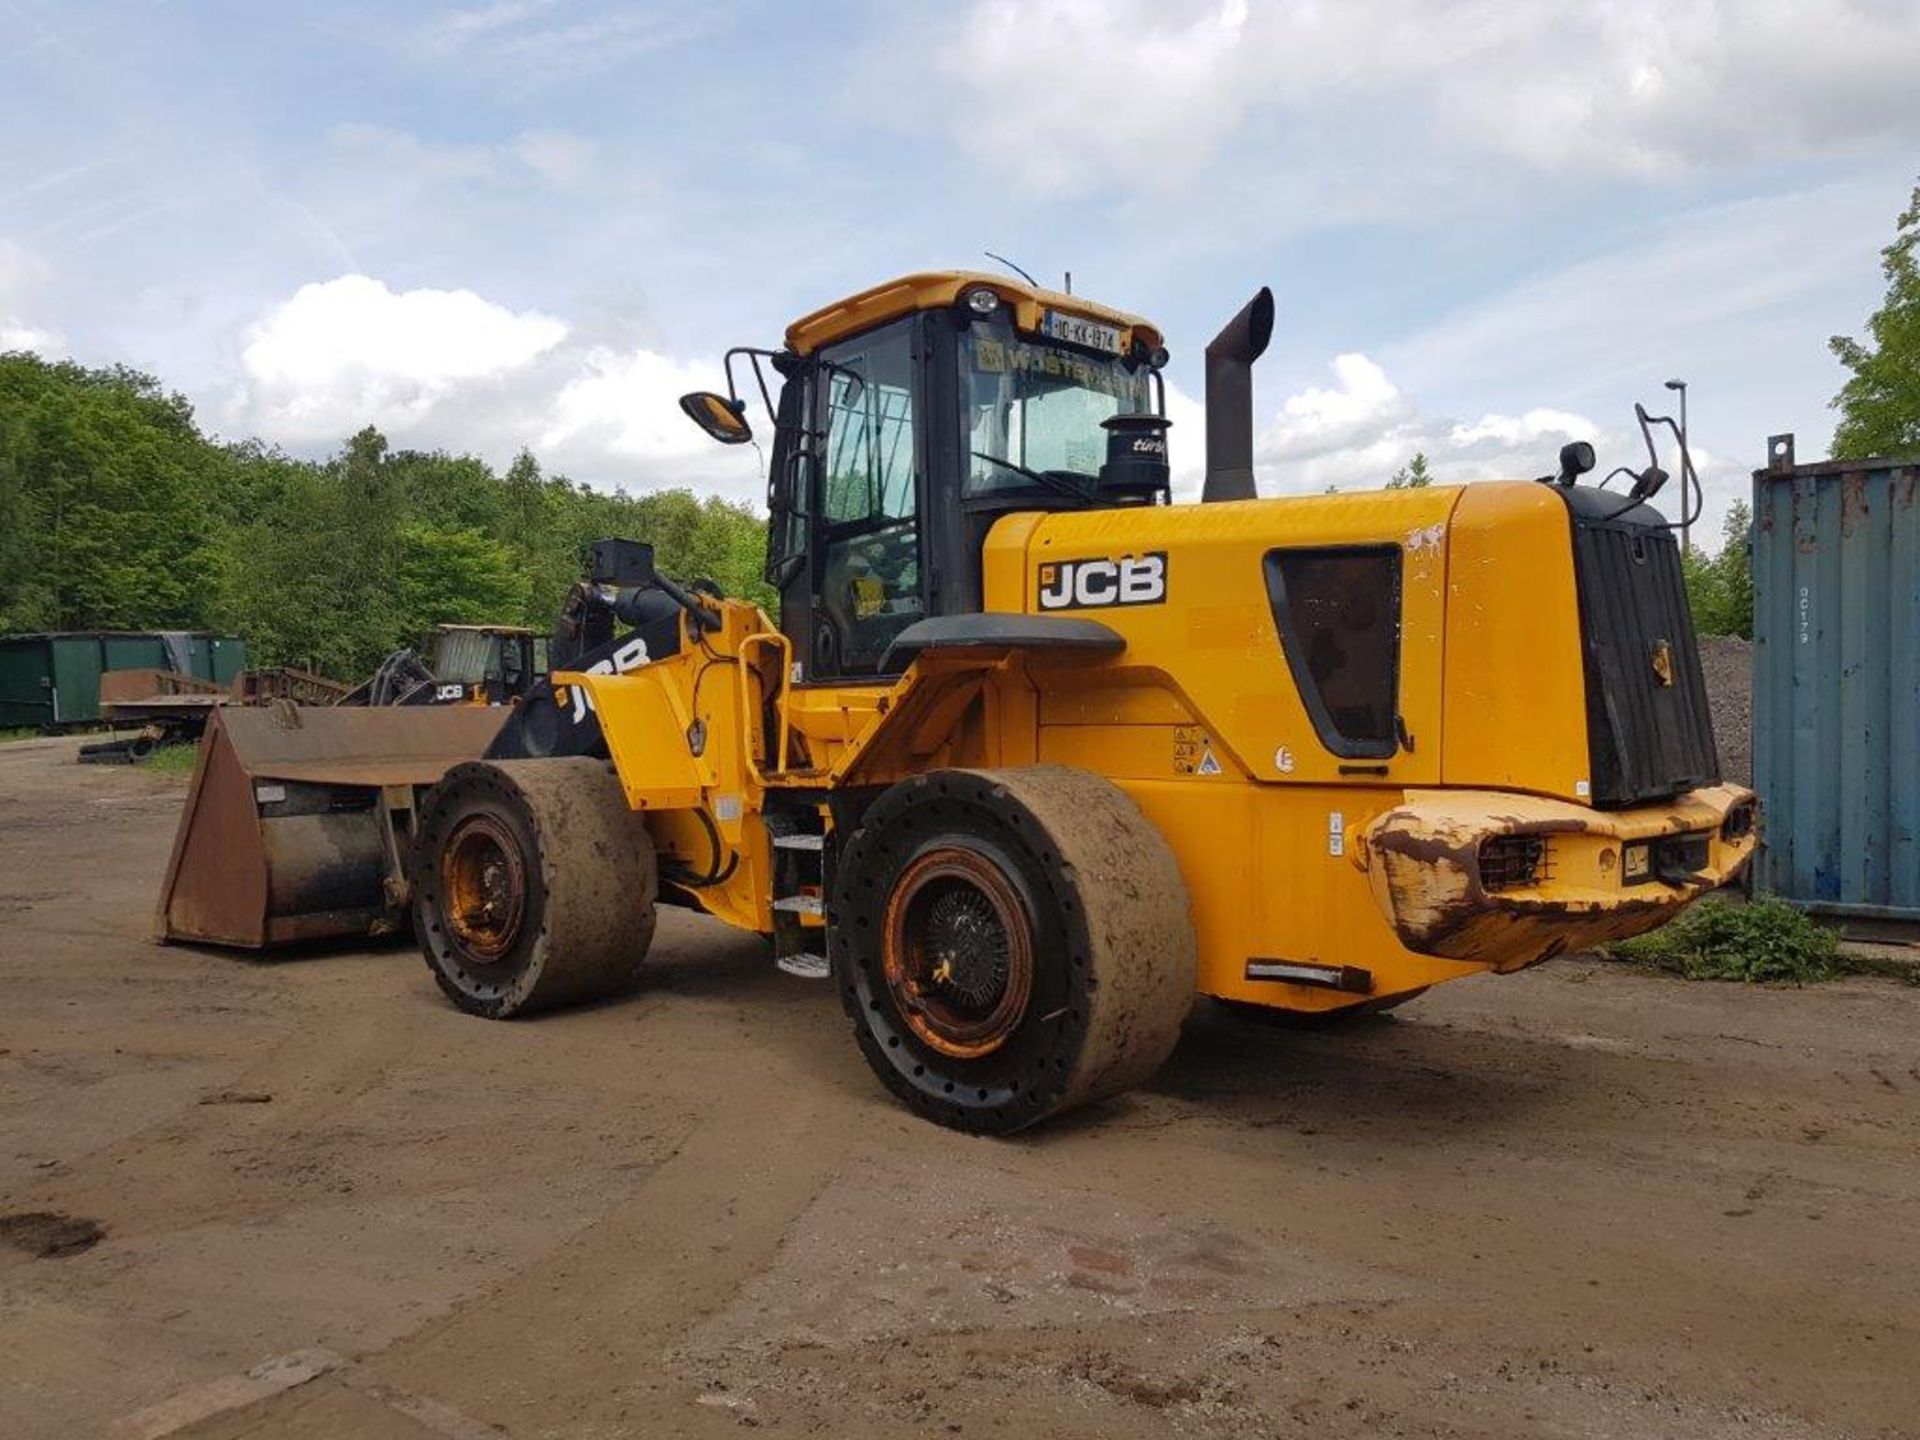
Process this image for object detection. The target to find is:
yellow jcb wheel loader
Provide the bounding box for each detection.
[408,271,1757,1134]
[335,624,548,708]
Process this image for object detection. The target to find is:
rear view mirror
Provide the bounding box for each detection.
[679,391,753,445]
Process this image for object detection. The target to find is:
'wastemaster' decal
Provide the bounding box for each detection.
[1036,551,1167,610]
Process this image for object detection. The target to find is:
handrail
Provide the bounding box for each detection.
[736,630,793,783]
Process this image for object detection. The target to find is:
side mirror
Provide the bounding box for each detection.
[679,391,753,445]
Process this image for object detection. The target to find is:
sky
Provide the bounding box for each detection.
[3,0,1918,545]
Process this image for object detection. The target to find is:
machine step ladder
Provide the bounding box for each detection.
[770,820,831,979]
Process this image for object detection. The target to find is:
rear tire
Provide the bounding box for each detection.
[833,766,1195,1134]
[412,759,656,1018]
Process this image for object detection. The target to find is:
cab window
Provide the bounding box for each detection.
[1264,546,1401,757]
[814,320,923,676]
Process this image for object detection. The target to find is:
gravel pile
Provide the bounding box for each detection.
[1696,635,1753,787]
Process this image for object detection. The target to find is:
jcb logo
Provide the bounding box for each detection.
[566,636,653,725]
[1037,552,1167,610]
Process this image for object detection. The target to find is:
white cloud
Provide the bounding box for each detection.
[1262,354,1409,462]
[939,0,1253,197]
[925,0,1920,198]
[0,238,66,358]
[0,321,66,356]
[1236,348,1737,546]
[1217,349,1608,496]
[540,345,729,466]
[1448,409,1597,449]
[230,273,761,500]
[238,274,567,437]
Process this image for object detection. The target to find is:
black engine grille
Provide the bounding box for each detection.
[1565,493,1720,808]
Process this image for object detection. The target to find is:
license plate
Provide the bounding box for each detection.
[1041,310,1122,353]
[1623,833,1709,885]
[1623,843,1652,882]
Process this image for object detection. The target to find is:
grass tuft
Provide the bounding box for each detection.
[145,743,201,777]
[1614,894,1841,984]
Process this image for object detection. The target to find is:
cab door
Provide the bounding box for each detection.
[805,317,927,679]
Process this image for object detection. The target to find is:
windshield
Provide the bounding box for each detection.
[961,328,1152,497]
[429,629,499,685]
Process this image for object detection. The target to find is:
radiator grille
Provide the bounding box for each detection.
[1567,500,1720,807]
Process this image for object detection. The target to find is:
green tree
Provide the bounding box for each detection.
[1680,499,1753,639]
[1386,451,1433,488]
[395,524,528,634]
[2,352,777,678]
[0,356,217,632]
[1829,179,1920,459]
[214,427,410,676]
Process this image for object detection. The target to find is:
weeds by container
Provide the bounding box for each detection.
[1614,895,1842,984]
[146,744,200,778]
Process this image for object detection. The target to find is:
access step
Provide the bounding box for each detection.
[771,894,823,916]
[772,833,825,852]
[775,952,830,980]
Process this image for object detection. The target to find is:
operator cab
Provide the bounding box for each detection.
[680,273,1172,683]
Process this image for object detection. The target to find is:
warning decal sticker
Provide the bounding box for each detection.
[1174,727,1223,777]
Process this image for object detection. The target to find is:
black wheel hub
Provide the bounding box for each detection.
[919,884,1011,1015]
[882,844,1035,1061]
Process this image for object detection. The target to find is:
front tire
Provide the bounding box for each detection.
[412,759,656,1017]
[833,766,1195,1134]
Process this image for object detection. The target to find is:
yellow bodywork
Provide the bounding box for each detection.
[563,478,1756,1015]
[784,271,1163,358]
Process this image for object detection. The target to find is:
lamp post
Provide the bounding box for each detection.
[1665,378,1689,552]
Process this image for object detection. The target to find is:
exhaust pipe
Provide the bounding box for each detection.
[1202,286,1275,503]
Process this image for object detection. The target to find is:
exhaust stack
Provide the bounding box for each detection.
[1202,286,1275,503]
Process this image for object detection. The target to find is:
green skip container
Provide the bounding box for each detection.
[0,631,247,730]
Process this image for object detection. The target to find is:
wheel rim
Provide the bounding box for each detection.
[882,846,1034,1059]
[441,814,527,963]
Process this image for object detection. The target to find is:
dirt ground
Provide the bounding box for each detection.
[2,736,1916,1440]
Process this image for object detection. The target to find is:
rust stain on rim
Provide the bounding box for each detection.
[882,846,1034,1060]
[442,814,527,963]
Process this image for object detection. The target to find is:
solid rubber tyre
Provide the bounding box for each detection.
[412,759,656,1018]
[833,766,1196,1134]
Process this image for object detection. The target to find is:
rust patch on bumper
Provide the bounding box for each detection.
[1356,786,1757,968]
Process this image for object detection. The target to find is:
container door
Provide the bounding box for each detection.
[211,636,247,684]
[53,637,105,725]
[0,640,54,727]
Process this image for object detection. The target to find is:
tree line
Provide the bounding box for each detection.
[0,354,771,680]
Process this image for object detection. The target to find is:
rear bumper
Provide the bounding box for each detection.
[1353,785,1757,970]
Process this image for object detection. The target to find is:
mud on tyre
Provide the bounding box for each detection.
[832,766,1195,1134]
[412,758,656,1018]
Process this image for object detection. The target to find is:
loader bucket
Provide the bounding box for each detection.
[157,703,510,949]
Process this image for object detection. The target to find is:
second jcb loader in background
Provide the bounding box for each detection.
[336,623,550,708]
[408,271,1756,1134]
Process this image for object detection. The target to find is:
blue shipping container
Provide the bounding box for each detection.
[1752,436,1919,921]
